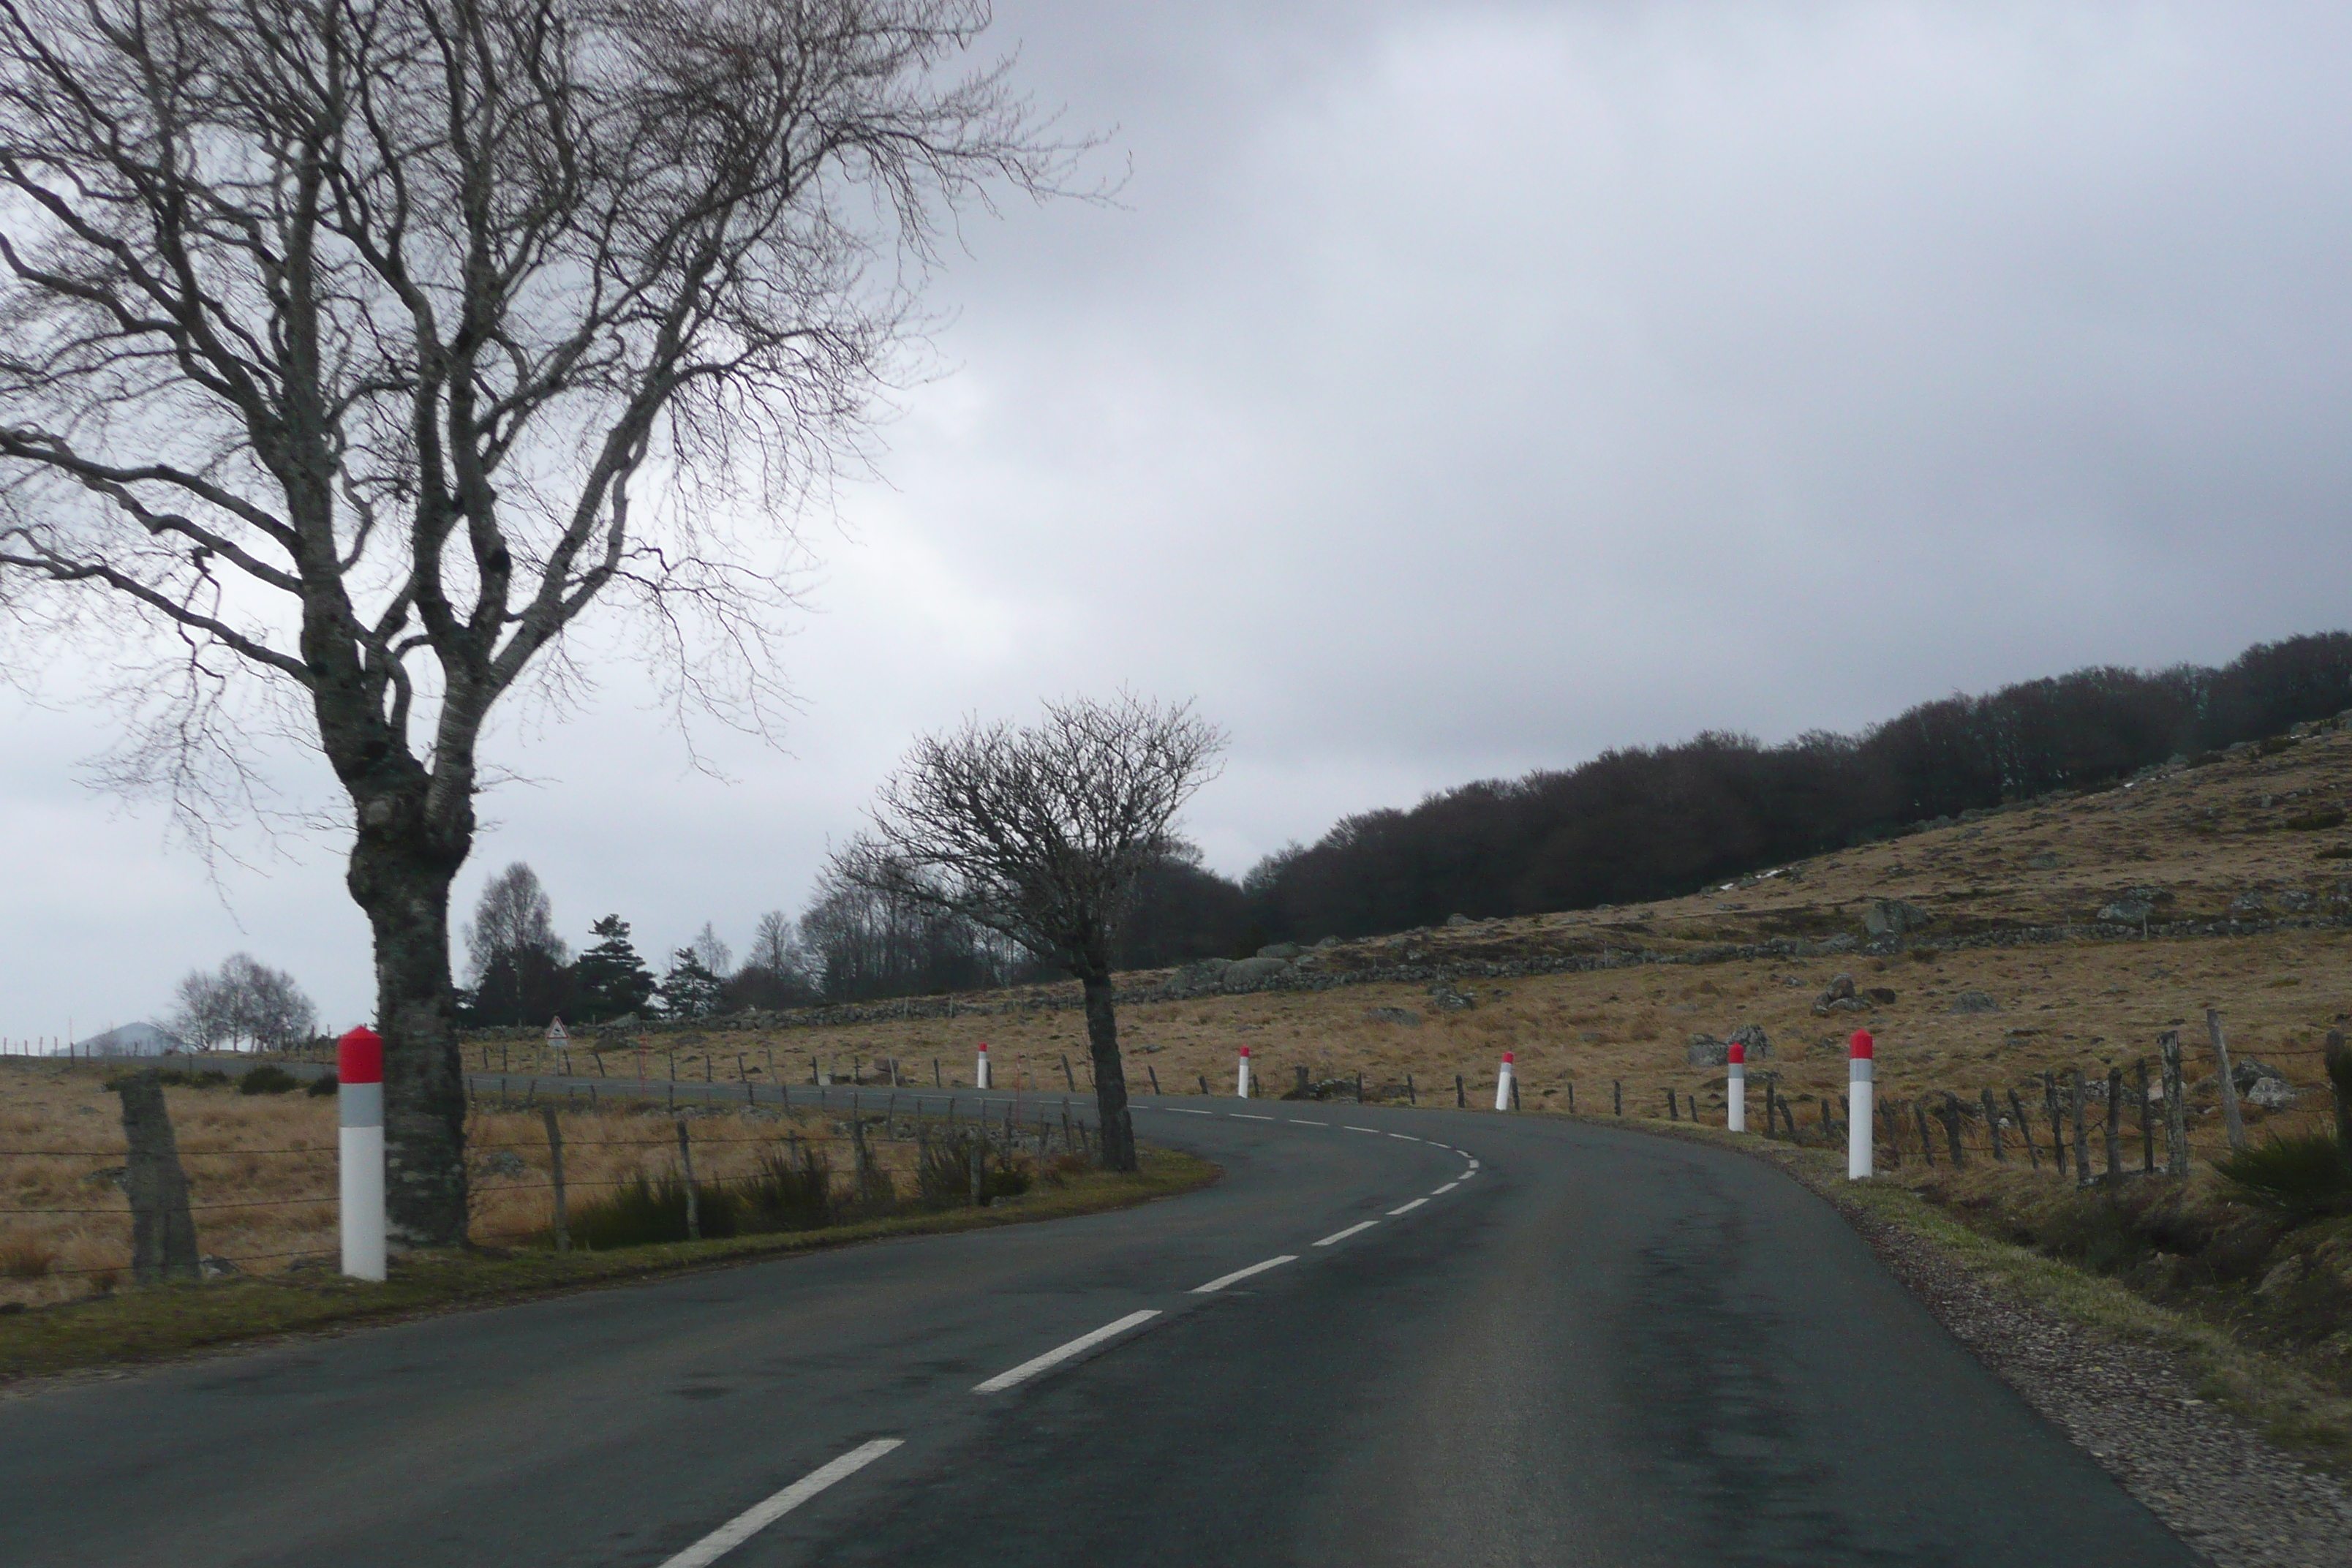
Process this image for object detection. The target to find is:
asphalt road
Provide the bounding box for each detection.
[0,1086,2201,1567]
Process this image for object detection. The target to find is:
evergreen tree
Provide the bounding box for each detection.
[657,947,725,1020]
[573,916,657,1022]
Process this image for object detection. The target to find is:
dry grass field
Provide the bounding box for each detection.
[487,723,2352,1167]
[0,1064,965,1310]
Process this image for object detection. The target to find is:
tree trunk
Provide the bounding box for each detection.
[1077,967,1138,1172]
[347,815,471,1248]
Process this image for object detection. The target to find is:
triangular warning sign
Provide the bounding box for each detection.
[546,1016,570,1045]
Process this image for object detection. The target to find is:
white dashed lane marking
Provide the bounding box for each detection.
[655,1439,904,1568]
[973,1311,1163,1394]
[1387,1199,1428,1215]
[1313,1221,1380,1247]
[1191,1255,1300,1294]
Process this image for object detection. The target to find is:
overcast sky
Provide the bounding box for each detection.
[7,0,2352,1042]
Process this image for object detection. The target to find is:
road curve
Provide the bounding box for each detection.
[0,1090,2198,1567]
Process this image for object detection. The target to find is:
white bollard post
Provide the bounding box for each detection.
[1494,1052,1515,1112]
[1237,1045,1252,1098]
[1847,1028,1874,1180]
[1727,1041,1746,1133]
[976,1041,991,1090]
[338,1025,387,1281]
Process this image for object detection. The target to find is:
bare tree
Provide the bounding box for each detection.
[0,0,1069,1243]
[170,952,317,1049]
[462,862,566,984]
[834,694,1226,1171]
[687,921,733,979]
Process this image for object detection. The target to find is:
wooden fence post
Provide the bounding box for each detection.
[540,1104,570,1252]
[2137,1058,2155,1174]
[676,1119,701,1240]
[1060,1053,1077,1092]
[1666,1087,1679,1121]
[1459,1074,1469,1109]
[1981,1088,2005,1161]
[2158,1029,2190,1175]
[113,1070,199,1284]
[1914,1103,1936,1167]
[2008,1088,2037,1171]
[2206,1009,2246,1151]
[2043,1071,2065,1171]
[2326,1029,2352,1148]
[1940,1093,1966,1166]
[2105,1066,2123,1183]
[1147,1065,1161,1096]
[1198,1074,1210,1096]
[2070,1069,2091,1186]
[1408,1073,1418,1104]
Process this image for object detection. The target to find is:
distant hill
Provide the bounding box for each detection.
[69,1022,189,1058]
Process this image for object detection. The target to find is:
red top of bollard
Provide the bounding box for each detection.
[1727,1041,1745,1065]
[1501,1052,1515,1064]
[977,1041,987,1052]
[338,1025,383,1085]
[1850,1028,1874,1060]
[1240,1045,1251,1057]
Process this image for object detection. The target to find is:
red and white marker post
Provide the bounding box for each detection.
[1847,1028,1874,1180]
[1727,1041,1747,1133]
[1494,1052,1516,1111]
[976,1041,992,1090]
[1236,1045,1252,1098]
[338,1025,387,1281]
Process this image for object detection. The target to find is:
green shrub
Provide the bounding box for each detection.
[988,1166,1030,1200]
[238,1065,301,1096]
[305,1071,339,1097]
[2215,1132,2352,1218]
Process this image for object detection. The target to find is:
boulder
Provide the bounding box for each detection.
[1728,1022,1771,1058]
[1172,957,1234,991]
[2229,891,2269,916]
[1314,935,1342,949]
[1444,913,1474,927]
[1864,986,1898,1005]
[1220,955,1293,987]
[2247,1077,2299,1110]
[1950,990,2000,1014]
[1428,981,1476,1011]
[1864,900,1931,938]
[1365,1006,1422,1028]
[2098,897,2153,924]
[1255,942,1303,960]
[1812,973,1869,1016]
[1686,1034,1728,1068]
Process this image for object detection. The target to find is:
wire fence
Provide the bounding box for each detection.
[0,1070,1109,1303]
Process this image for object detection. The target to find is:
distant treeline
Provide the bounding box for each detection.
[464,630,2352,1020]
[1240,631,2352,942]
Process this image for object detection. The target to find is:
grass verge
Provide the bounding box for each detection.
[0,1145,1216,1384]
[1594,1111,2352,1477]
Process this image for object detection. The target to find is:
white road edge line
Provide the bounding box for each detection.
[1289,1119,1327,1126]
[655,1439,903,1568]
[1468,1159,1481,1169]
[1431,1182,1460,1195]
[1387,1199,1428,1215]
[1232,1113,1275,1121]
[1313,1221,1379,1247]
[1459,1170,1477,1180]
[1164,1108,1212,1116]
[1343,1126,1378,1134]
[973,1310,1162,1394]
[1191,1254,1300,1294]
[1387,1133,1419,1141]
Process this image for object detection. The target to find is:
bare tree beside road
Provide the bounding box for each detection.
[0,0,1072,1243]
[834,694,1226,1172]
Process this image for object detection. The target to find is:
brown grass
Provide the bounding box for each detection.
[0,1063,1003,1309]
